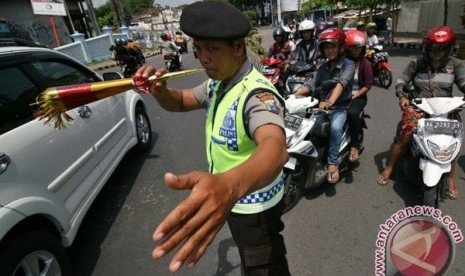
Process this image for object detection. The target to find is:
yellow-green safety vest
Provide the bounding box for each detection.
[205,67,284,214]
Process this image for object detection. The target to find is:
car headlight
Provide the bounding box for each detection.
[427,140,457,161]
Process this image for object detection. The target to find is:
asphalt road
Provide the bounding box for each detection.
[68,27,465,276]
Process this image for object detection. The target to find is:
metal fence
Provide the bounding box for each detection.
[53,26,165,64]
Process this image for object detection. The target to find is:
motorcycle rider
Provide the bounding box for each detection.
[366,22,380,50]
[174,30,187,53]
[110,38,138,72]
[377,26,465,200]
[292,19,319,63]
[266,27,292,69]
[345,30,373,162]
[160,32,182,68]
[315,21,327,39]
[282,26,297,52]
[294,28,355,183]
[356,21,366,33]
[127,38,145,64]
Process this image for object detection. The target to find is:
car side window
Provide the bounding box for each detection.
[0,66,40,135]
[31,61,99,86]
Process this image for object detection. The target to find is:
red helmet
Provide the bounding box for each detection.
[318,28,345,57]
[345,30,367,48]
[423,26,456,61]
[345,30,367,60]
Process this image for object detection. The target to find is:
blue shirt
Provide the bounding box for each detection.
[304,56,355,109]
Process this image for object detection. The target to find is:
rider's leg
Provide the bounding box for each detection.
[380,107,422,183]
[448,160,458,198]
[327,110,347,183]
[347,97,367,158]
[380,134,412,181]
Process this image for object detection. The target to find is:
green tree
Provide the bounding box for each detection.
[95,2,116,28]
[121,0,154,15]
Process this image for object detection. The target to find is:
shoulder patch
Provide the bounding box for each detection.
[255,92,280,114]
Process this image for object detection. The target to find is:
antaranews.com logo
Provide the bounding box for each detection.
[375,205,463,276]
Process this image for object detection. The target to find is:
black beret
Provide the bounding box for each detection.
[180,2,250,40]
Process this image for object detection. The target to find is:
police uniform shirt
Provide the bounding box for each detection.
[192,59,285,138]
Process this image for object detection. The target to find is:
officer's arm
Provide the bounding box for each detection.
[224,123,288,196]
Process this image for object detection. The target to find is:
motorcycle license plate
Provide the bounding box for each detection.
[424,120,463,134]
[262,67,275,75]
[285,114,303,130]
[288,76,305,82]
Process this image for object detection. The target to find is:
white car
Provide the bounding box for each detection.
[0,46,152,275]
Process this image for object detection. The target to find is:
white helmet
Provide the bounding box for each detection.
[299,20,315,32]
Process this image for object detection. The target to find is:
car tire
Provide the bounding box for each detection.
[135,105,152,153]
[0,231,71,276]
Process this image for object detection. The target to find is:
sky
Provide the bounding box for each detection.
[92,0,198,8]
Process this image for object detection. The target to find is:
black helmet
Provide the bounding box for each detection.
[128,39,133,42]
[273,27,286,37]
[121,38,128,45]
[161,33,168,40]
[115,38,123,46]
[175,31,182,35]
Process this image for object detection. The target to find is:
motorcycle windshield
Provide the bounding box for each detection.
[414,97,465,115]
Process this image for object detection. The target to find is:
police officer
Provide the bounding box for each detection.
[134,2,291,275]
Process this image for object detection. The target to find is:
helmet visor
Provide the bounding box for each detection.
[427,44,450,53]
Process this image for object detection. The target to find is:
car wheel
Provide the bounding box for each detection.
[135,105,152,153]
[0,231,71,276]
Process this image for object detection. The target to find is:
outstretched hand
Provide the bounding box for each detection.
[152,171,239,273]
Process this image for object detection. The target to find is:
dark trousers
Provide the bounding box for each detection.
[348,96,367,148]
[227,200,291,276]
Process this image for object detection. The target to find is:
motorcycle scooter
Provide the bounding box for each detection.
[366,45,393,89]
[282,80,365,213]
[116,57,141,78]
[398,85,464,207]
[163,53,182,72]
[260,57,285,96]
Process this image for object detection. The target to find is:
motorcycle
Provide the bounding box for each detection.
[260,57,285,96]
[398,85,464,207]
[366,45,393,89]
[282,80,366,213]
[163,53,182,72]
[116,57,141,78]
[284,60,318,97]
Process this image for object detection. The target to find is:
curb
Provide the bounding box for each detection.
[390,42,422,50]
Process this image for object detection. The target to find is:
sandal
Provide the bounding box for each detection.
[327,165,340,184]
[377,174,390,186]
[349,148,360,163]
[446,189,459,200]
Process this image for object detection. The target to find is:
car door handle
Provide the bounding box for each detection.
[78,106,92,119]
[0,153,10,175]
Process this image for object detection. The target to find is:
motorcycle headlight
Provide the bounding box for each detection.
[427,140,457,161]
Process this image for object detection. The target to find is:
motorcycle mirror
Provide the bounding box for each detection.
[412,99,422,105]
[403,83,415,93]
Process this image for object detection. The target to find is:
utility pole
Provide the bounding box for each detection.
[110,0,125,27]
[85,0,101,35]
[277,0,282,26]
